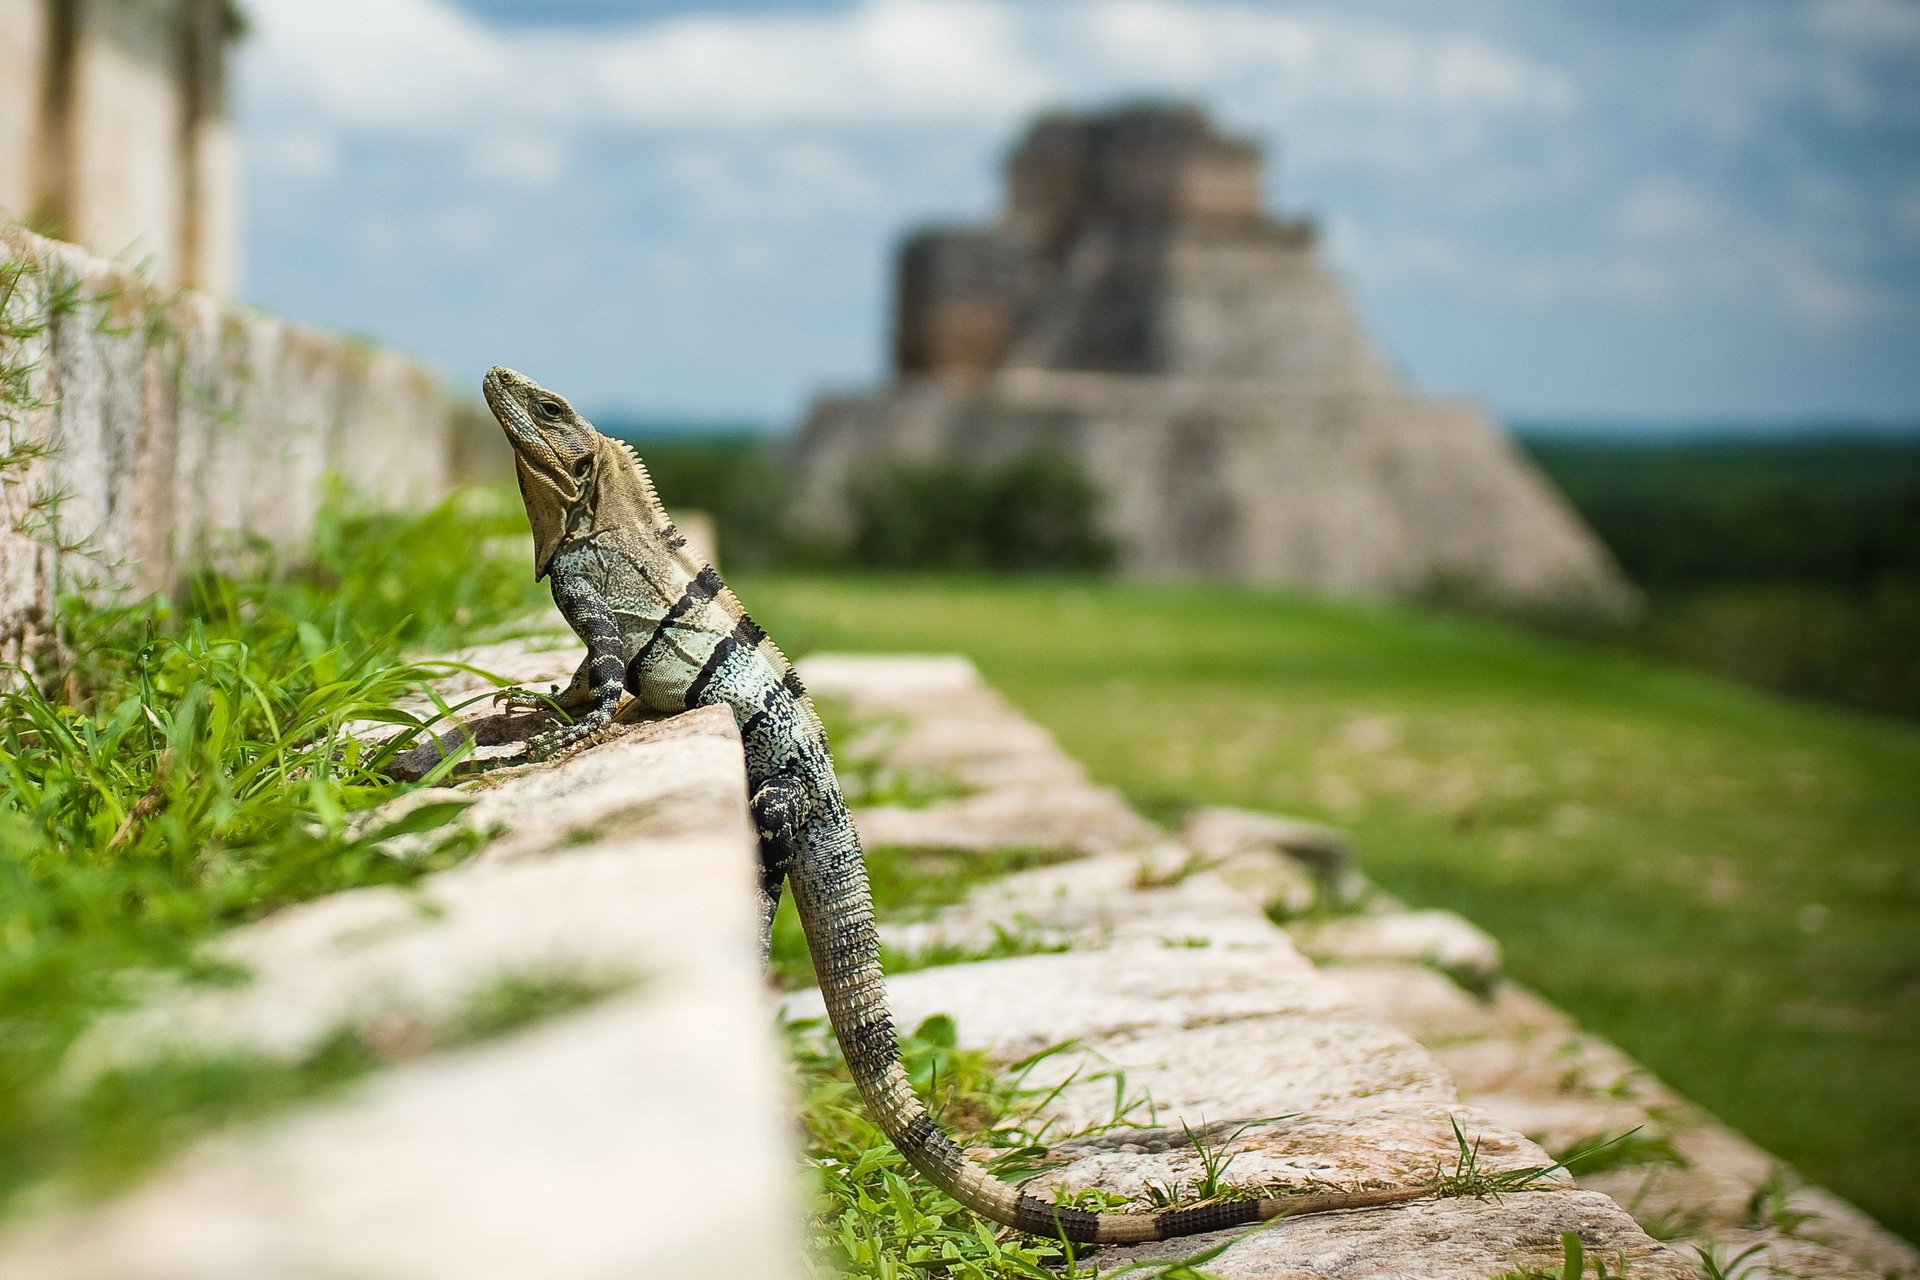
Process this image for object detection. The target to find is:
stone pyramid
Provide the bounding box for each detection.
[790,104,1632,610]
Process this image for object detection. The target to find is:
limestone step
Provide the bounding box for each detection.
[1093,1191,1689,1280]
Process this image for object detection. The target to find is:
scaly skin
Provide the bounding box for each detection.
[483,365,1433,1243]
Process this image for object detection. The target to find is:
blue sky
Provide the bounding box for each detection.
[235,0,1920,429]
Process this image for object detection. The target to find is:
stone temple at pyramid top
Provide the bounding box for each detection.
[894,104,1392,391]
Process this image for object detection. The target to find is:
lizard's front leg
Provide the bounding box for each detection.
[526,575,626,760]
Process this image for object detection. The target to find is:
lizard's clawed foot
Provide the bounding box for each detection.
[525,710,614,762]
[493,684,561,714]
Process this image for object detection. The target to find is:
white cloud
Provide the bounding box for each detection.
[664,138,885,224]
[253,128,338,181]
[241,0,1575,136]
[238,0,1587,245]
[243,0,506,131]
[1775,251,1875,325]
[1615,178,1715,242]
[468,132,569,186]
[1332,173,1882,330]
[1067,4,1573,112]
[426,204,501,256]
[1602,180,1880,325]
[241,0,1055,132]
[579,0,1050,127]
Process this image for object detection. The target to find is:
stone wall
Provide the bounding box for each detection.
[0,0,237,295]
[0,224,461,667]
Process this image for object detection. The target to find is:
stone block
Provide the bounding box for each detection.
[878,851,1283,956]
[800,652,1162,856]
[1179,805,1359,900]
[796,652,981,705]
[1205,847,1322,918]
[0,0,41,219]
[789,945,1457,1136]
[1316,961,1511,1044]
[1091,1189,1696,1280]
[1432,1030,1663,1110]
[68,707,756,1072]
[855,786,1160,859]
[1026,1102,1559,1207]
[786,945,1339,1064]
[1018,1015,1458,1137]
[1291,909,1503,992]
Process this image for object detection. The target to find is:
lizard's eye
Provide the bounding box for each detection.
[534,398,562,422]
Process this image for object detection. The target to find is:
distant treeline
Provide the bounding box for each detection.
[616,427,1920,720]
[1521,432,1920,720]
[1519,433,1920,592]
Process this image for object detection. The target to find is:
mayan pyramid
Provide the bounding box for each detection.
[790,104,1632,609]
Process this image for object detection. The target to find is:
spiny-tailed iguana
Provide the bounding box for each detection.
[482,365,1431,1243]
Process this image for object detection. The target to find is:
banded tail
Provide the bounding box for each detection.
[787,812,1433,1244]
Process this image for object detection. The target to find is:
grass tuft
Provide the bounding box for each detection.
[1437,1116,1571,1200]
[788,1012,1101,1279]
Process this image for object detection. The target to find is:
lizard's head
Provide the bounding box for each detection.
[484,365,596,480]
[483,365,612,578]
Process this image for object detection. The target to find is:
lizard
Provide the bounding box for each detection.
[481,364,1434,1244]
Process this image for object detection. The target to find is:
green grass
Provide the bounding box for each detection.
[0,488,552,1214]
[737,573,1920,1245]
[789,1011,1102,1279]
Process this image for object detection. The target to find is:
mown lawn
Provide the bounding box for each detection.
[738,573,1920,1245]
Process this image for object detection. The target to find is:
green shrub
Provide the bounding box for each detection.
[847,454,1115,572]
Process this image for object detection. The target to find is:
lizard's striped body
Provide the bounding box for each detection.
[483,366,1429,1244]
